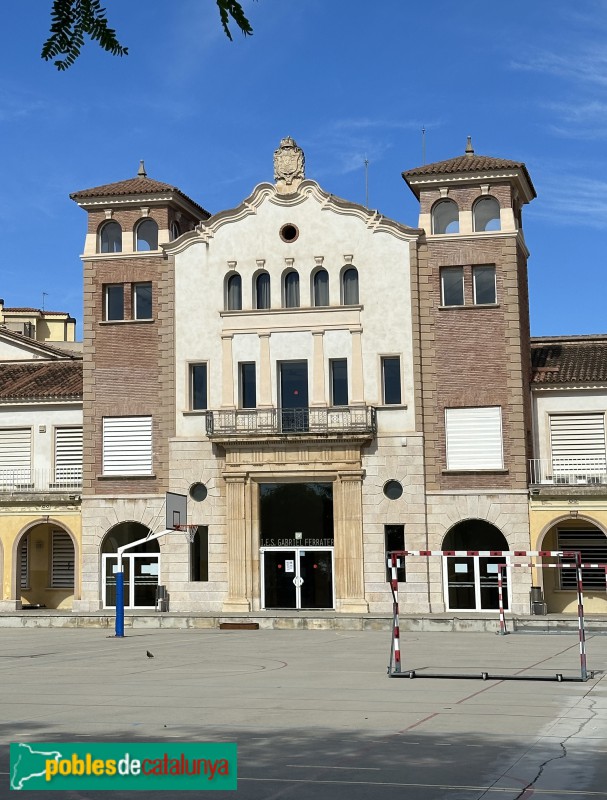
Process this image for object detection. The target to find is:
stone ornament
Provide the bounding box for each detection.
[274,137,305,191]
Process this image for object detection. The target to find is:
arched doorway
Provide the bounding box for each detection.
[101,522,159,609]
[16,522,76,609]
[442,520,509,611]
[540,520,607,614]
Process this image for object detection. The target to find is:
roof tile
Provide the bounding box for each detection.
[531,336,607,384]
[70,176,210,218]
[0,361,82,401]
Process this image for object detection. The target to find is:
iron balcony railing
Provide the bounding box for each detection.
[0,468,82,494]
[529,458,607,486]
[205,406,377,437]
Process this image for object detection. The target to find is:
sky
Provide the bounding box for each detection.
[1,0,606,339]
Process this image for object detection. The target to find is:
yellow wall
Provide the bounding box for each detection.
[0,510,81,610]
[530,498,607,614]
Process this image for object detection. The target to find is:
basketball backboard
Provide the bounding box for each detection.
[166,491,187,529]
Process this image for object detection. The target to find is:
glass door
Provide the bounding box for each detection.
[279,361,309,432]
[102,554,159,609]
[262,548,334,609]
[444,556,509,611]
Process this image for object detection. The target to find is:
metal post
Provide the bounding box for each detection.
[115,552,125,638]
[497,564,508,635]
[574,552,588,681]
[390,553,401,674]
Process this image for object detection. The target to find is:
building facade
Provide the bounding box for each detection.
[0,327,82,611]
[70,139,538,616]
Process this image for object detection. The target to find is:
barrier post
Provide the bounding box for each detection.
[115,552,125,638]
[390,553,401,674]
[497,564,508,635]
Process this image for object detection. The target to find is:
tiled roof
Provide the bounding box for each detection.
[0,361,82,401]
[3,307,71,316]
[70,176,210,218]
[403,154,527,177]
[0,327,81,359]
[531,336,607,384]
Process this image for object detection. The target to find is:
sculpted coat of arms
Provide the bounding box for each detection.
[274,137,305,186]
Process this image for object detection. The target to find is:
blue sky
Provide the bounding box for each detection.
[1,0,606,338]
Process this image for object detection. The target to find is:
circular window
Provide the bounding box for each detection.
[189,482,208,502]
[280,223,299,242]
[383,480,403,500]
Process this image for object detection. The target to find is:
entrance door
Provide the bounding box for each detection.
[102,554,159,609]
[280,361,309,432]
[444,556,509,611]
[261,548,334,609]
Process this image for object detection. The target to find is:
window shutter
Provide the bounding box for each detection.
[19,536,28,589]
[55,427,83,484]
[51,531,74,588]
[103,417,152,475]
[550,414,606,475]
[0,428,32,483]
[445,407,503,470]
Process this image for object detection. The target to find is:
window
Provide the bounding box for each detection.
[445,406,504,470]
[105,284,124,321]
[473,196,501,232]
[240,362,256,408]
[135,218,158,251]
[0,428,32,485]
[330,359,348,406]
[473,265,496,305]
[190,364,208,410]
[342,267,359,305]
[385,525,406,582]
[54,427,83,486]
[170,220,181,240]
[383,480,403,500]
[133,282,153,319]
[284,270,300,308]
[441,267,464,306]
[99,221,122,253]
[102,416,153,475]
[226,273,242,310]
[558,530,607,589]
[51,531,75,588]
[313,269,329,306]
[432,199,459,234]
[256,272,271,309]
[382,357,401,405]
[549,414,607,482]
[190,525,209,581]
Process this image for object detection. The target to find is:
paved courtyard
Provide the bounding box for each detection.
[1,626,606,798]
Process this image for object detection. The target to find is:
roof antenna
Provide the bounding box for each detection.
[364,155,369,208]
[42,292,48,312]
[138,160,147,177]
[422,126,426,165]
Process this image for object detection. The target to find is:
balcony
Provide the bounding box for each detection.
[529,458,607,487]
[0,468,82,495]
[205,406,377,439]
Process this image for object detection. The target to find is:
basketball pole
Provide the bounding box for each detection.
[114,528,173,638]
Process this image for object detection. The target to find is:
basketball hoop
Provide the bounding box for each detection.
[175,524,198,544]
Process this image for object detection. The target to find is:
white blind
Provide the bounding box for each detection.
[550,414,606,473]
[0,428,32,483]
[51,531,75,588]
[102,417,152,475]
[55,427,83,483]
[445,407,503,470]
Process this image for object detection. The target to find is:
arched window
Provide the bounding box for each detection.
[284,271,300,308]
[99,221,122,253]
[342,267,359,305]
[255,272,271,309]
[170,220,181,240]
[226,273,242,310]
[313,269,329,306]
[473,196,501,232]
[135,218,158,251]
[431,199,459,235]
